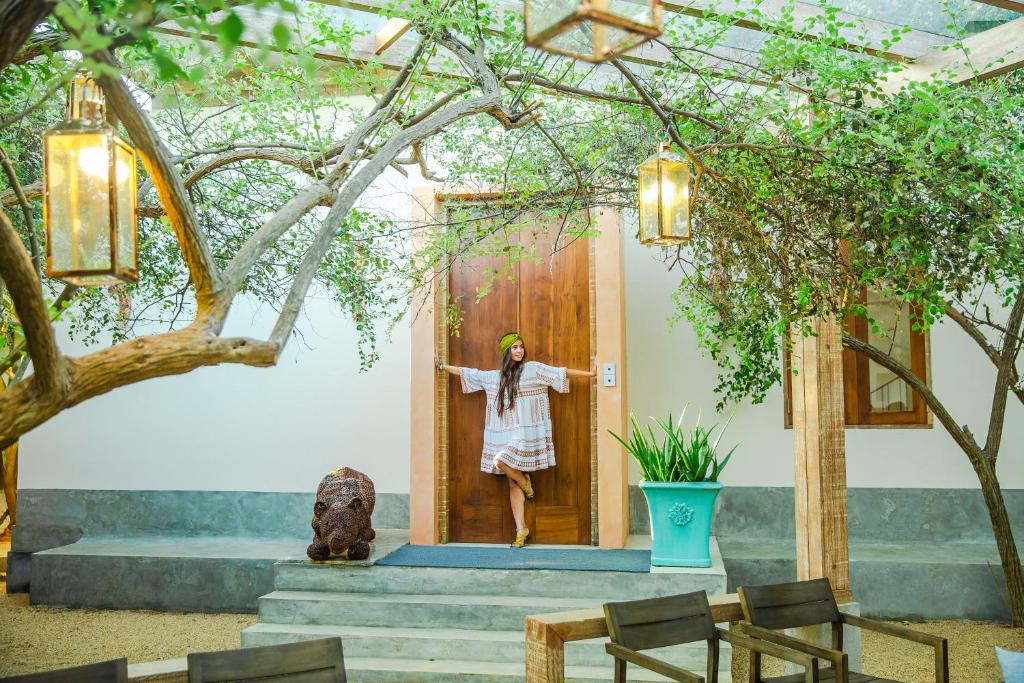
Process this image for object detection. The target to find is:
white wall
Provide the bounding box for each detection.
[20,202,1023,492]
[622,230,1024,489]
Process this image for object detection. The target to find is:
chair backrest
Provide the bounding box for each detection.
[738,578,840,630]
[0,658,128,683]
[187,637,346,683]
[603,590,717,652]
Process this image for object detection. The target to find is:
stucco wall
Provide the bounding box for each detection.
[18,205,1024,492]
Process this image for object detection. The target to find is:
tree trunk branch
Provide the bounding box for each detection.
[90,51,227,320]
[0,145,40,273]
[842,332,982,459]
[984,288,1024,460]
[0,207,66,396]
[946,305,1024,405]
[0,283,77,376]
[0,328,277,451]
[0,0,56,71]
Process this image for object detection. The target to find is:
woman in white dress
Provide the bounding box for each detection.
[438,332,595,547]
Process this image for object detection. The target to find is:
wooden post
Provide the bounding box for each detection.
[790,316,850,593]
[594,208,629,549]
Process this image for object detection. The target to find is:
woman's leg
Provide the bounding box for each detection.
[507,476,526,532]
[494,458,527,489]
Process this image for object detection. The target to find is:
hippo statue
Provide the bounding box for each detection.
[307,467,376,561]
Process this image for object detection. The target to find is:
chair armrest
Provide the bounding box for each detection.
[735,623,848,671]
[841,614,943,647]
[842,615,949,683]
[717,628,821,682]
[605,643,704,683]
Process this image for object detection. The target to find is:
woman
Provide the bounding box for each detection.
[438,332,595,548]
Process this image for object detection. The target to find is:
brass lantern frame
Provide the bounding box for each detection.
[43,75,139,286]
[637,142,692,247]
[524,0,664,63]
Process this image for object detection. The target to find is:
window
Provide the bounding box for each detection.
[784,290,930,427]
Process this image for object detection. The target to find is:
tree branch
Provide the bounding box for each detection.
[983,288,1024,461]
[0,328,276,451]
[89,51,227,320]
[268,34,528,348]
[946,305,1024,405]
[0,144,40,273]
[0,206,66,396]
[0,0,57,71]
[0,283,76,376]
[842,332,983,461]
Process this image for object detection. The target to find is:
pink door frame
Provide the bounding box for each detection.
[408,189,629,548]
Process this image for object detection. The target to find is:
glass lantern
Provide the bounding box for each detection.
[524,0,663,63]
[637,142,691,246]
[44,72,138,286]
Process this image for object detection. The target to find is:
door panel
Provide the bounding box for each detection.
[448,244,518,543]
[448,216,591,545]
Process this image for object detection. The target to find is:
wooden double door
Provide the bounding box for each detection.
[447,223,592,545]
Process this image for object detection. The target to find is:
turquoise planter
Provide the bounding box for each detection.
[640,480,722,567]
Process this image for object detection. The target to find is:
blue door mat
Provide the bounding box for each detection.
[376,544,652,572]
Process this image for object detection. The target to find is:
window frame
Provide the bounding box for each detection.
[783,293,931,429]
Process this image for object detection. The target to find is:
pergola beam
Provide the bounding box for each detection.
[151,7,641,95]
[662,0,948,62]
[374,17,411,54]
[324,0,946,62]
[878,16,1024,95]
[969,0,1024,11]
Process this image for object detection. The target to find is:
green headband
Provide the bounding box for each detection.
[499,333,521,354]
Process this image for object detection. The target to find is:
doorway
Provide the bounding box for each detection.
[445,215,593,545]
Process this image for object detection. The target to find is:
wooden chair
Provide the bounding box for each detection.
[603,591,823,683]
[0,658,127,683]
[737,578,949,683]
[187,637,346,683]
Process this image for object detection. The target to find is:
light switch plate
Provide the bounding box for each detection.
[602,362,616,387]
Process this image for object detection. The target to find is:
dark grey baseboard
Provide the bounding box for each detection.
[11,489,410,554]
[629,485,1024,544]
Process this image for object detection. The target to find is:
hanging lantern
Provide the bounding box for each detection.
[43,72,137,286]
[524,0,663,63]
[637,141,691,246]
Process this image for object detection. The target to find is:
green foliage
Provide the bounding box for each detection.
[609,406,736,483]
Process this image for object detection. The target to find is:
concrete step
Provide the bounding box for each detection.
[273,561,727,600]
[338,656,732,682]
[241,622,731,671]
[258,590,604,631]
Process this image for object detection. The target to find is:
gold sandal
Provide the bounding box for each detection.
[520,474,535,500]
[513,527,530,548]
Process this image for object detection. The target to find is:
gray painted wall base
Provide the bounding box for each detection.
[9,486,1023,621]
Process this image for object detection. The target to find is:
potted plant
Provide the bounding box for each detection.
[610,406,735,567]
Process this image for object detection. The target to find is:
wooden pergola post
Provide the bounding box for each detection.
[790,317,850,593]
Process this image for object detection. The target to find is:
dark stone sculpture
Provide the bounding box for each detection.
[307,467,376,561]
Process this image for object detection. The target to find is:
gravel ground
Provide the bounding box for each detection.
[2,582,1022,681]
[0,587,257,676]
[731,619,1024,682]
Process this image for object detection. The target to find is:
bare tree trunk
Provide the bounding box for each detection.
[0,328,278,451]
[0,0,56,72]
[843,331,1024,625]
[1,440,16,533]
[974,454,1024,626]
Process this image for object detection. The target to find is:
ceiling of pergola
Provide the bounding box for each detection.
[155,0,1024,97]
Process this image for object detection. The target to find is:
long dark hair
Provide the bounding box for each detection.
[497,333,526,417]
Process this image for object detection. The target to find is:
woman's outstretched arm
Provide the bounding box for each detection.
[566,358,597,378]
[437,362,462,377]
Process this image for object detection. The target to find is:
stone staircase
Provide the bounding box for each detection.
[241,541,732,682]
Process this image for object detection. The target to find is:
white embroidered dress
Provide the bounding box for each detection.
[461,361,570,473]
